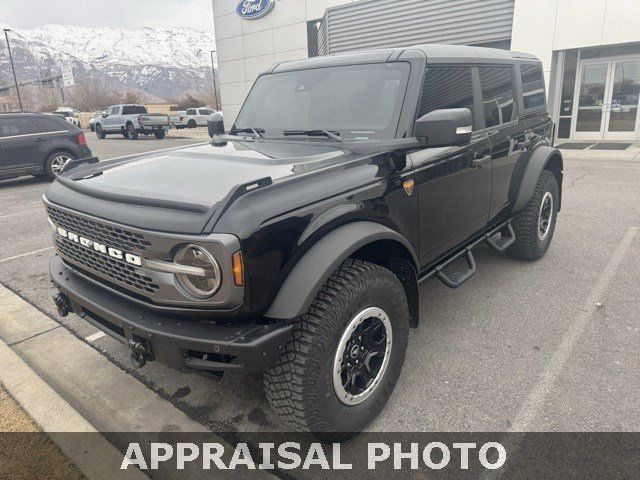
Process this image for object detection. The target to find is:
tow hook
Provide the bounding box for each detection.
[53,293,70,317]
[129,339,148,368]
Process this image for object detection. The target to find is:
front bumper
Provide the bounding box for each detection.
[50,255,293,372]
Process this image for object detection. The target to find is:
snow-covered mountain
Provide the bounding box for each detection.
[0,23,217,102]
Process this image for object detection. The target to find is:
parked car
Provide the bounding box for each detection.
[88,111,103,132]
[180,107,220,128]
[169,111,186,129]
[54,107,81,128]
[0,112,92,180]
[45,44,562,436]
[94,105,170,140]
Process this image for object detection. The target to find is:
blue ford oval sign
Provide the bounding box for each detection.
[235,0,275,20]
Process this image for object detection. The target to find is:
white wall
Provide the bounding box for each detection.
[212,0,357,123]
[511,0,640,86]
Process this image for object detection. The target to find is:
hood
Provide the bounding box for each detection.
[44,139,360,234]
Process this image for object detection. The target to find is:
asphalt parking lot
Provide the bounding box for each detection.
[1,135,639,434]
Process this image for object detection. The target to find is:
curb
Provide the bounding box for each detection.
[0,337,148,480]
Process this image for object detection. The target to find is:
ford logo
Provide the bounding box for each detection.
[235,0,275,20]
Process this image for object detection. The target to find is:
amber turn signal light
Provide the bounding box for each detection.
[232,251,244,286]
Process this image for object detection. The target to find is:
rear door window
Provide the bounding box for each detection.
[521,64,546,110]
[418,66,477,128]
[186,109,196,115]
[0,116,41,137]
[479,66,517,128]
[122,105,147,115]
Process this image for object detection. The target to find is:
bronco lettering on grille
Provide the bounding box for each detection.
[55,227,142,266]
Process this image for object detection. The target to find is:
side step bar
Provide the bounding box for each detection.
[420,220,515,289]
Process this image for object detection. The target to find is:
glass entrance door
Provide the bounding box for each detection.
[571,61,609,139]
[604,59,640,140]
[571,57,640,141]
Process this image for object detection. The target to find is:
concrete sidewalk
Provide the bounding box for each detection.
[0,284,274,480]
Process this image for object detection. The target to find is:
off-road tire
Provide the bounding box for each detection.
[95,124,106,139]
[508,169,559,261]
[187,120,197,128]
[264,258,409,437]
[126,123,138,140]
[154,129,165,139]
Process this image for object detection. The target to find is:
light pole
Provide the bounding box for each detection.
[3,28,23,112]
[210,50,219,111]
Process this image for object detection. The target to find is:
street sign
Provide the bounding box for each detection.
[61,64,74,87]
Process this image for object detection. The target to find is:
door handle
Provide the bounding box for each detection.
[472,155,491,168]
[35,137,46,142]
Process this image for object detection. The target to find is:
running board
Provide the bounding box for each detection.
[419,219,514,289]
[435,249,476,289]
[485,223,516,253]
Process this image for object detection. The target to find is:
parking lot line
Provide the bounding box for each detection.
[509,225,639,432]
[0,208,43,220]
[85,331,106,343]
[0,246,54,264]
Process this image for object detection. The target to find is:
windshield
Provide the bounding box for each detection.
[234,63,410,140]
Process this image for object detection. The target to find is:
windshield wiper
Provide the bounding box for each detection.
[282,129,342,142]
[231,127,264,138]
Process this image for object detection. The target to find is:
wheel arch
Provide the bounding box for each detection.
[511,146,563,213]
[263,221,420,327]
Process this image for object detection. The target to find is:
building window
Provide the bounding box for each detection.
[418,67,475,125]
[521,64,545,110]
[479,66,517,128]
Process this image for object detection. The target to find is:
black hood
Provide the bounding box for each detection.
[45,139,366,234]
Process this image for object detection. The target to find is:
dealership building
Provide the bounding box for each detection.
[213,0,640,142]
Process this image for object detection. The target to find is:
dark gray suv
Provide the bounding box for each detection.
[0,112,92,181]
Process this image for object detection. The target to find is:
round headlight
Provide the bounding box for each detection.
[174,245,221,299]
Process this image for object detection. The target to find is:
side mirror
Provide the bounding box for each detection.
[101,112,108,118]
[207,116,225,137]
[414,108,473,148]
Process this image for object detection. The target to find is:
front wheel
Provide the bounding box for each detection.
[508,169,559,261]
[264,259,409,436]
[126,123,138,140]
[154,129,165,139]
[95,124,106,139]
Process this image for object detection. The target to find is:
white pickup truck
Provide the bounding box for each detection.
[171,107,220,129]
[94,104,170,140]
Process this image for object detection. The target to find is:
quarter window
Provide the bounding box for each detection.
[479,66,517,127]
[34,116,69,132]
[521,64,546,110]
[418,66,476,125]
[186,109,196,115]
[0,117,41,137]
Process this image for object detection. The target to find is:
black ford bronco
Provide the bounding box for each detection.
[46,44,562,435]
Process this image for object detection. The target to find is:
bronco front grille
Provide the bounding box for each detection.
[55,237,159,294]
[46,206,151,252]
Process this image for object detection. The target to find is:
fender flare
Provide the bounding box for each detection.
[264,221,418,321]
[512,146,563,212]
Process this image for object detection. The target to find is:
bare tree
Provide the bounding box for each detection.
[176,94,205,110]
[67,77,119,111]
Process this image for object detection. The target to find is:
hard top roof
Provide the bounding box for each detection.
[271,43,540,73]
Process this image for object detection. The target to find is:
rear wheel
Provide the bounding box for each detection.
[126,123,138,140]
[508,169,559,261]
[187,120,196,129]
[264,259,409,437]
[95,124,106,139]
[154,129,165,139]
[45,151,75,180]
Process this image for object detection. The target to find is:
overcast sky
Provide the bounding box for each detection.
[0,0,214,31]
